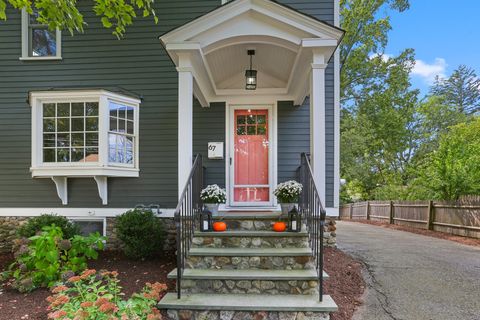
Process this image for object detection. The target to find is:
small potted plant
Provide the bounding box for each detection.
[274,180,303,215]
[200,184,226,215]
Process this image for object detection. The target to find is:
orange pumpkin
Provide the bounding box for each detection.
[272,222,286,232]
[213,221,227,232]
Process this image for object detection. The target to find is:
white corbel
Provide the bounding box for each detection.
[51,176,68,205]
[94,176,108,205]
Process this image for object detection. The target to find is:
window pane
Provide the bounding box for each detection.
[71,118,84,132]
[247,114,256,124]
[57,103,70,117]
[71,148,85,162]
[71,133,84,147]
[257,125,266,135]
[237,126,246,135]
[57,133,70,147]
[86,133,98,147]
[86,102,98,116]
[31,28,56,57]
[110,117,117,132]
[57,148,70,162]
[43,103,56,117]
[85,148,98,162]
[86,117,98,131]
[247,126,256,135]
[257,115,266,124]
[126,136,134,164]
[43,119,55,132]
[127,120,134,134]
[126,106,134,120]
[71,103,84,116]
[118,119,126,133]
[57,118,69,132]
[43,134,55,148]
[43,148,55,162]
[237,115,246,125]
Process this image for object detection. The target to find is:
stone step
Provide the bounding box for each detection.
[192,230,309,248]
[168,268,329,280]
[159,293,337,319]
[189,247,312,257]
[168,268,328,295]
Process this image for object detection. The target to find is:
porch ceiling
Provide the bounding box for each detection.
[159,0,345,106]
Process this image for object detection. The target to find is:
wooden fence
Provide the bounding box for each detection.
[339,200,480,239]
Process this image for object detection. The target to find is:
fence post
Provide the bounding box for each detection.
[426,200,434,230]
[366,201,370,220]
[349,203,353,220]
[389,200,394,224]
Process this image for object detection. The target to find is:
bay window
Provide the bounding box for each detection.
[29,90,140,205]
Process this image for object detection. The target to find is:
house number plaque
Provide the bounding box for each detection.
[208,142,224,159]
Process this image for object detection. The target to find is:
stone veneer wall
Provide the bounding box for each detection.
[0,217,336,254]
[0,216,176,254]
[167,310,329,320]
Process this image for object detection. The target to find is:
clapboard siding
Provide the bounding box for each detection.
[0,0,219,208]
[193,102,226,188]
[0,0,336,209]
[276,0,336,207]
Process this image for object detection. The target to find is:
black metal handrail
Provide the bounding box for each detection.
[299,152,327,302]
[174,154,203,299]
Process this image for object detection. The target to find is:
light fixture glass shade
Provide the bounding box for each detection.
[245,69,257,90]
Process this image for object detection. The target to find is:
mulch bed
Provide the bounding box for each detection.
[0,248,365,320]
[353,219,480,247]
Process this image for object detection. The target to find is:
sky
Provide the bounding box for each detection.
[384,0,480,96]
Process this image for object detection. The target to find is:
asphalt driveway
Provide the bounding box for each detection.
[336,221,480,320]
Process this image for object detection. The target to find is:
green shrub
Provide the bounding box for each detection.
[115,209,165,259]
[46,270,166,320]
[17,214,80,239]
[1,226,105,292]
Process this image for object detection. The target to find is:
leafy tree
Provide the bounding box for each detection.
[430,65,480,115]
[0,0,158,38]
[415,118,480,200]
[340,0,410,104]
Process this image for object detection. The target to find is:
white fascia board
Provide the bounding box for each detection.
[302,38,338,47]
[29,90,141,106]
[160,0,343,45]
[0,208,176,218]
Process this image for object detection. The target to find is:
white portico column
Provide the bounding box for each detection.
[177,53,194,198]
[309,51,327,205]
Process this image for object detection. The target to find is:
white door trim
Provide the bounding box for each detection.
[225,103,278,208]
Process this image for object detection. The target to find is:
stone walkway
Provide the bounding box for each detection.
[336,221,480,320]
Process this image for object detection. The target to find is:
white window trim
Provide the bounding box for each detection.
[29,90,141,205]
[20,8,62,61]
[69,217,107,237]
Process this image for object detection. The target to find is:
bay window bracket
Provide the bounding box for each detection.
[51,176,68,205]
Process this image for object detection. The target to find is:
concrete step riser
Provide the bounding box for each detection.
[180,278,319,295]
[192,235,309,248]
[186,255,315,270]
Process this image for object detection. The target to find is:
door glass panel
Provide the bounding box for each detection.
[234,109,269,202]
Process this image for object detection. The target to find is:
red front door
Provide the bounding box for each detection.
[233,109,270,203]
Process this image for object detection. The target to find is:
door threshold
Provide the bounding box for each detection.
[220,204,281,212]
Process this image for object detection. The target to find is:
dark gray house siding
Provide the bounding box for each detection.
[0,0,336,209]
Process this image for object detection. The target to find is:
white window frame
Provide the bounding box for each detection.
[29,90,140,206]
[69,217,107,237]
[20,8,62,61]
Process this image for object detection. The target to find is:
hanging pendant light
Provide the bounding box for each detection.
[245,50,257,90]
